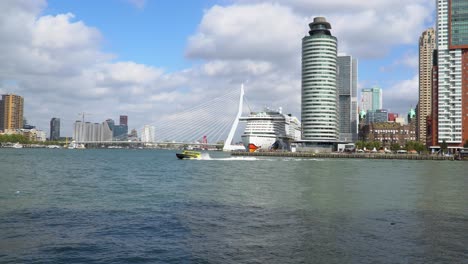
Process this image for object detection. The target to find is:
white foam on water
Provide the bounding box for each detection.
[196,153,260,161]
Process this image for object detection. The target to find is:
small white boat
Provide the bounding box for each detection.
[12,143,23,149]
[68,141,86,149]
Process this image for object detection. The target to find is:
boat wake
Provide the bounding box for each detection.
[198,153,258,161]
[195,153,324,161]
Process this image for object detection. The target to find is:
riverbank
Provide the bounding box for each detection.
[231,151,456,160]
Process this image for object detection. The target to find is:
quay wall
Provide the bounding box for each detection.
[231,152,455,161]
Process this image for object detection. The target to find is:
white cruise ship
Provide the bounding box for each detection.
[239,107,301,152]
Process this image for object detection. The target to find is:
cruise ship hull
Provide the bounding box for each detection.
[241,135,291,151]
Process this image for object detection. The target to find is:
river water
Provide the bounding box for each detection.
[0,149,467,263]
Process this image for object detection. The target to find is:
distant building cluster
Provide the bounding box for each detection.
[72,115,130,142]
[0,94,47,142]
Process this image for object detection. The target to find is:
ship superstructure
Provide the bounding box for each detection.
[239,108,301,151]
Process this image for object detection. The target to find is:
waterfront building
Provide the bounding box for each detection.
[337,55,358,142]
[418,28,436,144]
[0,94,24,132]
[21,128,46,142]
[301,17,338,142]
[50,117,60,141]
[142,125,155,143]
[360,121,416,147]
[435,0,468,148]
[73,120,113,142]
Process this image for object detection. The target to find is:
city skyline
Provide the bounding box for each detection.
[0,0,435,136]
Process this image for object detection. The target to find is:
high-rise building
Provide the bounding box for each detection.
[301,17,338,142]
[372,87,383,111]
[360,87,382,113]
[337,55,358,142]
[418,28,436,144]
[435,0,468,146]
[142,125,155,143]
[114,115,128,140]
[50,117,60,141]
[0,94,24,132]
[120,115,128,126]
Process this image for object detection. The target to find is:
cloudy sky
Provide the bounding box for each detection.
[0,0,435,138]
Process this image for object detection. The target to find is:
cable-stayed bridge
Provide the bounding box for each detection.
[76,85,249,151]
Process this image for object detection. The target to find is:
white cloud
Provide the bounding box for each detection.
[383,75,419,114]
[186,4,304,65]
[213,0,434,58]
[380,50,419,72]
[126,0,146,9]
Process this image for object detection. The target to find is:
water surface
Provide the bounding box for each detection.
[0,149,467,263]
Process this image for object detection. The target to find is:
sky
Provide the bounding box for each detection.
[0,0,435,138]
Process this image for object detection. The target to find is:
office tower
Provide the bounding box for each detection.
[436,0,468,146]
[337,55,358,142]
[142,125,155,143]
[360,87,382,112]
[114,115,129,140]
[0,94,24,132]
[301,17,338,141]
[371,87,382,110]
[120,115,128,126]
[418,28,436,144]
[50,117,61,141]
[360,89,373,112]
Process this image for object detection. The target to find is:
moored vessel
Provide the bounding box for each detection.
[240,108,301,151]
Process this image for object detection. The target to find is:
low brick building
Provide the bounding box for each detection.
[359,121,416,147]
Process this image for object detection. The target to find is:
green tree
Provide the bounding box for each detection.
[355,141,365,150]
[464,140,468,148]
[414,142,425,153]
[390,143,401,152]
[0,134,29,144]
[440,139,448,154]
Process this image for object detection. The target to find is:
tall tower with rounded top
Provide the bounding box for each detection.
[301,17,338,141]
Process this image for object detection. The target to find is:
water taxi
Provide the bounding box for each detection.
[176,150,201,159]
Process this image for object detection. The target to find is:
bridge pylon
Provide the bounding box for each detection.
[223,84,246,151]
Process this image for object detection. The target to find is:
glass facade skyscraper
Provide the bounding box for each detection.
[360,87,382,112]
[337,55,358,142]
[450,0,468,47]
[50,117,60,141]
[301,17,338,142]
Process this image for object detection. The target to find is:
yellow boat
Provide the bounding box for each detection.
[176,150,201,159]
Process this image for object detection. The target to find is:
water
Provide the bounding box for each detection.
[0,149,467,263]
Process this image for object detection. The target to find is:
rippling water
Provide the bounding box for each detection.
[0,149,467,263]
